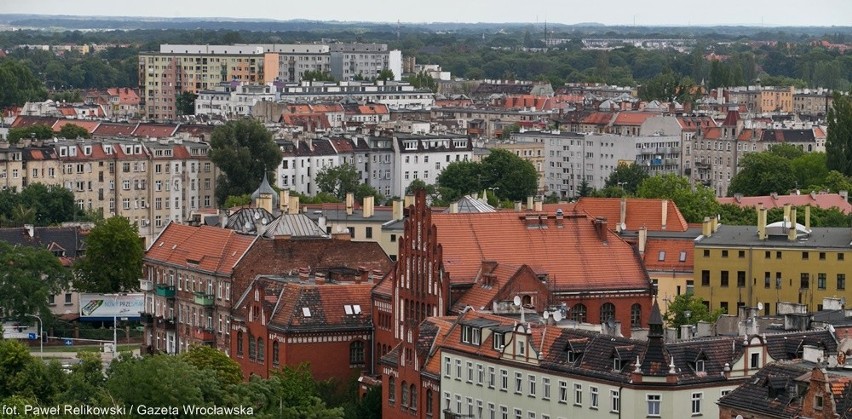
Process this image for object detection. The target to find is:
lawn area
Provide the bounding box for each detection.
[28,343,137,353]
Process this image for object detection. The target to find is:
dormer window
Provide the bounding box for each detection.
[461,325,481,345]
[493,332,504,350]
[695,359,705,372]
[613,357,624,371]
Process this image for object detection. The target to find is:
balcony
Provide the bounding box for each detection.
[139,312,154,325]
[155,284,176,299]
[139,279,154,292]
[193,292,214,307]
[192,327,216,342]
[157,316,176,330]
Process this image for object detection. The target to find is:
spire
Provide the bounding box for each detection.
[649,298,664,337]
[251,172,279,209]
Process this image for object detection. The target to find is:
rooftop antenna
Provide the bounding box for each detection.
[396,19,400,40]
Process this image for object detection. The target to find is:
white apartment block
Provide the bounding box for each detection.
[195,81,280,118]
[393,134,472,197]
[279,80,434,110]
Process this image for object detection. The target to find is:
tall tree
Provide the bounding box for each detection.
[436,161,483,202]
[637,174,720,223]
[663,293,724,331]
[604,162,649,195]
[209,119,282,206]
[7,124,54,145]
[18,183,78,226]
[0,241,70,320]
[0,60,47,108]
[175,92,197,116]
[480,148,538,201]
[58,123,90,139]
[105,355,206,408]
[73,217,143,293]
[315,164,361,200]
[826,93,852,176]
[728,152,797,196]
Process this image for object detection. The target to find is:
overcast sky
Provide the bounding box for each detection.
[3,0,851,27]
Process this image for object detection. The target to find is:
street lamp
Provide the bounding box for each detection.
[617,181,628,196]
[25,314,42,354]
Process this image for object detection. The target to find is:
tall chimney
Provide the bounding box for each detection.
[702,217,712,238]
[618,197,627,232]
[783,203,791,225]
[757,205,767,240]
[258,193,273,213]
[638,226,647,256]
[392,199,403,220]
[514,201,522,212]
[449,202,459,213]
[661,199,668,230]
[345,192,355,215]
[805,205,811,231]
[534,199,543,212]
[288,196,300,215]
[526,196,534,211]
[363,196,374,218]
[788,208,797,241]
[710,215,718,233]
[279,189,289,212]
[404,194,415,209]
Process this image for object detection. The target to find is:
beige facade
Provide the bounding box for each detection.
[0,147,25,191]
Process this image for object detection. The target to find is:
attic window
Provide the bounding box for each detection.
[344,304,362,315]
[613,357,624,371]
[493,332,505,350]
[695,360,705,372]
[461,325,481,346]
[302,307,311,317]
[679,251,687,262]
[658,251,666,261]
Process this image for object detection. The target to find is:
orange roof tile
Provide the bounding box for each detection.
[53,119,101,134]
[573,197,689,232]
[612,112,656,126]
[145,223,257,275]
[270,282,374,329]
[642,238,694,272]
[431,212,650,291]
[581,112,615,125]
[132,123,177,138]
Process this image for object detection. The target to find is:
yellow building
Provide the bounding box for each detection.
[694,205,851,315]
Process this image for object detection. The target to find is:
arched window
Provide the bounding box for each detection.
[410,384,417,410]
[401,380,409,407]
[248,332,256,360]
[600,303,616,324]
[426,389,433,415]
[236,331,244,356]
[388,377,396,404]
[272,341,279,366]
[571,304,587,323]
[257,337,264,362]
[350,340,365,365]
[631,303,642,327]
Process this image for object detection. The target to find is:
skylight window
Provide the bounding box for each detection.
[302,307,311,317]
[679,251,687,262]
[658,251,666,261]
[344,305,353,315]
[353,304,361,314]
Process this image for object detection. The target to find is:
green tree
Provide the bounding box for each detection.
[180,345,243,387]
[436,161,482,202]
[58,123,90,139]
[822,170,852,193]
[0,340,36,399]
[404,71,437,92]
[637,174,720,223]
[7,124,54,145]
[209,119,282,206]
[175,92,197,116]
[354,183,384,203]
[345,384,381,419]
[302,70,335,82]
[728,152,797,196]
[59,352,105,405]
[376,69,395,81]
[18,183,78,225]
[0,60,47,108]
[261,363,343,418]
[826,93,852,176]
[105,355,206,409]
[577,179,593,198]
[73,217,143,293]
[767,143,804,160]
[316,164,361,200]
[480,148,538,201]
[224,194,252,209]
[663,293,724,331]
[0,241,70,320]
[790,152,828,190]
[604,162,649,196]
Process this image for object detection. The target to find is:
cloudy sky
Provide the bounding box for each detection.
[3,0,851,27]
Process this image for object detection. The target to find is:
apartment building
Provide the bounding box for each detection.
[793,89,834,116]
[430,107,550,139]
[392,133,472,197]
[0,146,25,191]
[694,205,852,315]
[725,85,796,114]
[18,138,217,243]
[278,80,433,110]
[195,81,280,118]
[329,43,402,81]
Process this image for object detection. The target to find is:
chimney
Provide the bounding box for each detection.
[24,224,34,238]
[734,193,743,203]
[805,205,811,231]
[783,203,791,223]
[788,207,797,241]
[449,202,459,213]
[661,199,668,230]
[555,209,564,228]
[534,199,543,212]
[638,226,648,256]
[514,201,522,212]
[345,192,355,215]
[404,194,415,209]
[356,267,368,284]
[314,272,326,285]
[392,199,403,220]
[841,190,848,202]
[757,205,768,240]
[618,197,627,232]
[258,193,273,213]
[363,196,374,218]
[318,214,327,232]
[594,217,608,243]
[526,196,534,211]
[701,217,712,238]
[710,215,718,233]
[288,196,300,215]
[279,189,289,212]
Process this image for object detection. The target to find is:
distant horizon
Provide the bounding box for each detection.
[1,0,851,28]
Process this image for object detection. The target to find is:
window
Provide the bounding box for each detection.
[738,250,745,258]
[610,390,620,413]
[840,253,845,261]
[257,337,264,362]
[514,409,522,419]
[388,377,396,404]
[800,273,810,289]
[444,357,451,377]
[467,362,474,383]
[802,251,810,260]
[647,394,661,417]
[500,405,508,419]
[488,366,495,388]
[365,227,373,239]
[528,375,536,397]
[631,304,642,327]
[493,332,505,350]
[456,359,462,380]
[349,340,364,365]
[590,386,599,409]
[720,271,729,287]
[574,384,582,406]
[600,303,615,323]
[737,271,746,287]
[236,331,243,356]
[500,369,508,391]
[515,372,522,394]
[558,381,568,403]
[571,304,587,323]
[65,293,72,305]
[839,274,846,290]
[703,249,710,257]
[542,377,551,400]
[818,273,826,289]
[721,250,728,258]
[426,390,433,415]
[815,394,824,410]
[750,352,761,369]
[272,341,279,366]
[410,384,417,411]
[701,270,710,286]
[691,392,702,415]
[477,364,484,386]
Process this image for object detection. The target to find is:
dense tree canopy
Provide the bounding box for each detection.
[827,93,852,177]
[73,216,143,293]
[0,241,70,320]
[728,152,797,196]
[209,119,282,206]
[435,161,482,202]
[316,164,361,200]
[663,293,724,332]
[480,148,538,201]
[637,174,720,223]
[604,162,649,196]
[0,60,47,108]
[58,123,90,139]
[0,183,83,227]
[7,124,54,145]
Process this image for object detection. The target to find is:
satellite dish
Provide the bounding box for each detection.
[757,302,764,311]
[244,221,251,230]
[261,217,268,225]
[254,212,261,220]
[828,324,835,333]
[620,222,627,231]
[736,415,744,419]
[543,311,550,319]
[553,311,563,322]
[513,296,521,306]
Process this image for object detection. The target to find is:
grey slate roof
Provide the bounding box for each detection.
[0,226,86,258]
[696,225,852,249]
[443,195,496,213]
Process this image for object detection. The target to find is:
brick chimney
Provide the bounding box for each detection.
[363,195,374,218]
[356,266,368,284]
[638,226,648,257]
[279,189,289,213]
[555,209,564,228]
[392,199,403,220]
[593,217,608,243]
[314,272,326,285]
[788,207,797,241]
[288,195,300,215]
[661,199,668,230]
[346,192,355,215]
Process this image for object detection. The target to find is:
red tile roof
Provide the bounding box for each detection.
[453,263,522,311]
[573,197,689,232]
[717,193,852,214]
[132,123,178,138]
[53,119,101,134]
[581,112,615,125]
[11,115,59,129]
[612,112,656,126]
[105,88,140,105]
[431,211,650,291]
[93,122,137,137]
[270,282,374,330]
[145,222,257,276]
[642,238,694,272]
